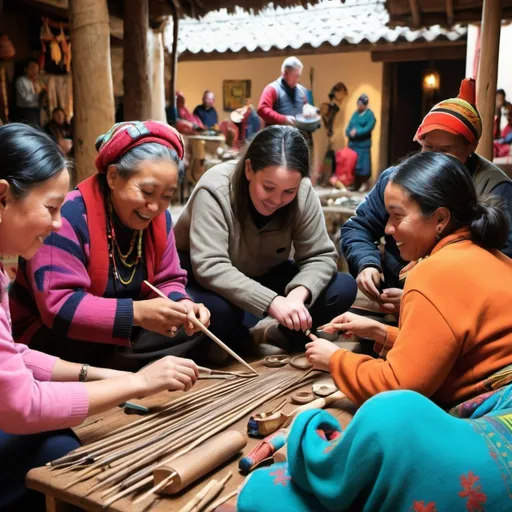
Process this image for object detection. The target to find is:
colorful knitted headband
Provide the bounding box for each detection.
[95,120,185,173]
[414,78,482,145]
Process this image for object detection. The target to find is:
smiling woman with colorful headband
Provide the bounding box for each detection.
[10,121,210,369]
[306,151,512,409]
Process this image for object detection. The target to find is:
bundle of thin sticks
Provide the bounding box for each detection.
[50,367,317,509]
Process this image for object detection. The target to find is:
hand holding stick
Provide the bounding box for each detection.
[144,281,258,375]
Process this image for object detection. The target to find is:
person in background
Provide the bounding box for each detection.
[345,94,376,192]
[175,91,205,135]
[0,123,199,512]
[257,57,308,128]
[10,121,210,370]
[15,60,45,127]
[45,107,73,156]
[193,90,219,130]
[341,78,512,314]
[174,125,357,351]
[494,102,512,158]
[495,88,507,138]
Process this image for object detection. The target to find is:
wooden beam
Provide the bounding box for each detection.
[476,0,502,160]
[409,0,422,27]
[168,1,179,117]
[123,0,152,121]
[446,0,454,25]
[378,62,392,174]
[178,40,467,62]
[371,44,467,62]
[69,0,115,184]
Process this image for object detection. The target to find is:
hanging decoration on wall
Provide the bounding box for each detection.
[223,80,251,112]
[39,18,71,75]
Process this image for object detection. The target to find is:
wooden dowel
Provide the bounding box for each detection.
[195,472,233,511]
[144,280,258,375]
[132,472,176,505]
[203,488,239,512]
[177,479,218,512]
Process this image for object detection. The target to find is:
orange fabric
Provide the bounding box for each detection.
[329,230,512,408]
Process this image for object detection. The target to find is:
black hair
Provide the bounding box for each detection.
[497,89,506,98]
[390,152,509,251]
[231,125,309,231]
[113,142,185,182]
[0,123,67,198]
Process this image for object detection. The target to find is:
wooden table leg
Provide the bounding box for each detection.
[45,494,79,512]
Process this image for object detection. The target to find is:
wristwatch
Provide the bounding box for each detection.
[78,363,90,382]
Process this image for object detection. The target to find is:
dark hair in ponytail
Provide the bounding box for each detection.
[390,152,509,250]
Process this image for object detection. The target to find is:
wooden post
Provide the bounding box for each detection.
[69,0,115,184]
[123,0,151,121]
[476,0,502,160]
[168,1,179,118]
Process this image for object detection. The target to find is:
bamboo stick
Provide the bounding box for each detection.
[203,488,239,512]
[132,471,177,505]
[195,472,232,511]
[177,480,218,512]
[144,280,258,374]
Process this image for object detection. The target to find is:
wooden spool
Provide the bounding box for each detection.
[153,430,247,495]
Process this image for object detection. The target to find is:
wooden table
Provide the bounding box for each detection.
[26,360,355,511]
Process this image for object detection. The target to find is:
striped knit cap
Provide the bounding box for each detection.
[414,78,482,145]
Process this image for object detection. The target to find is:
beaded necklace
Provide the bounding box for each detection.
[106,196,143,286]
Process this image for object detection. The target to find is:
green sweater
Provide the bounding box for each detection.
[174,162,338,317]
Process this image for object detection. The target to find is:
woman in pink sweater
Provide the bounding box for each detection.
[0,124,199,511]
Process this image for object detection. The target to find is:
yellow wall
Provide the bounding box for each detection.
[177,52,384,177]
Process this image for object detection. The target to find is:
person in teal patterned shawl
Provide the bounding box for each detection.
[238,381,512,511]
[345,94,376,192]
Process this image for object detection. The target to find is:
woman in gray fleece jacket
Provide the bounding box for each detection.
[174,126,357,348]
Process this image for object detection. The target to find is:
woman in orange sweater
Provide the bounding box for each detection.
[306,151,512,408]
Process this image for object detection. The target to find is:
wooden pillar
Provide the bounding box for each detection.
[168,2,179,117]
[123,0,151,121]
[70,0,115,184]
[476,0,502,160]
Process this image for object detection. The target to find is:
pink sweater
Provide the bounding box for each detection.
[0,265,89,434]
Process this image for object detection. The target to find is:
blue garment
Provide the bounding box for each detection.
[340,155,512,287]
[193,105,218,129]
[345,109,376,177]
[179,253,356,348]
[238,389,512,512]
[0,428,80,511]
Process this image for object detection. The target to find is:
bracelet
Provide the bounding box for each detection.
[78,363,90,382]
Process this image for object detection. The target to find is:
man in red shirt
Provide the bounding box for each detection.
[257,57,308,127]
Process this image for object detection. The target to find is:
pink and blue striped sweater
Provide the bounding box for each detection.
[9,184,189,358]
[0,265,88,434]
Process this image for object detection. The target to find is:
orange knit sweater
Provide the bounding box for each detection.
[329,230,512,408]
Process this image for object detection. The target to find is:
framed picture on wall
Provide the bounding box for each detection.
[222,80,251,111]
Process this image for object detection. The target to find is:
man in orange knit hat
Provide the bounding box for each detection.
[341,78,512,314]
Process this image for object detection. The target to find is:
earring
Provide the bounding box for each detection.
[436,231,442,241]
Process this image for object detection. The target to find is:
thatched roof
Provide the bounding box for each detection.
[385,0,512,27]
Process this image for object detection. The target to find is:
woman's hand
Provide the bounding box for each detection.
[379,288,402,314]
[356,267,382,302]
[133,298,188,337]
[178,299,211,336]
[305,335,339,372]
[320,312,387,342]
[268,294,312,332]
[135,356,199,396]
